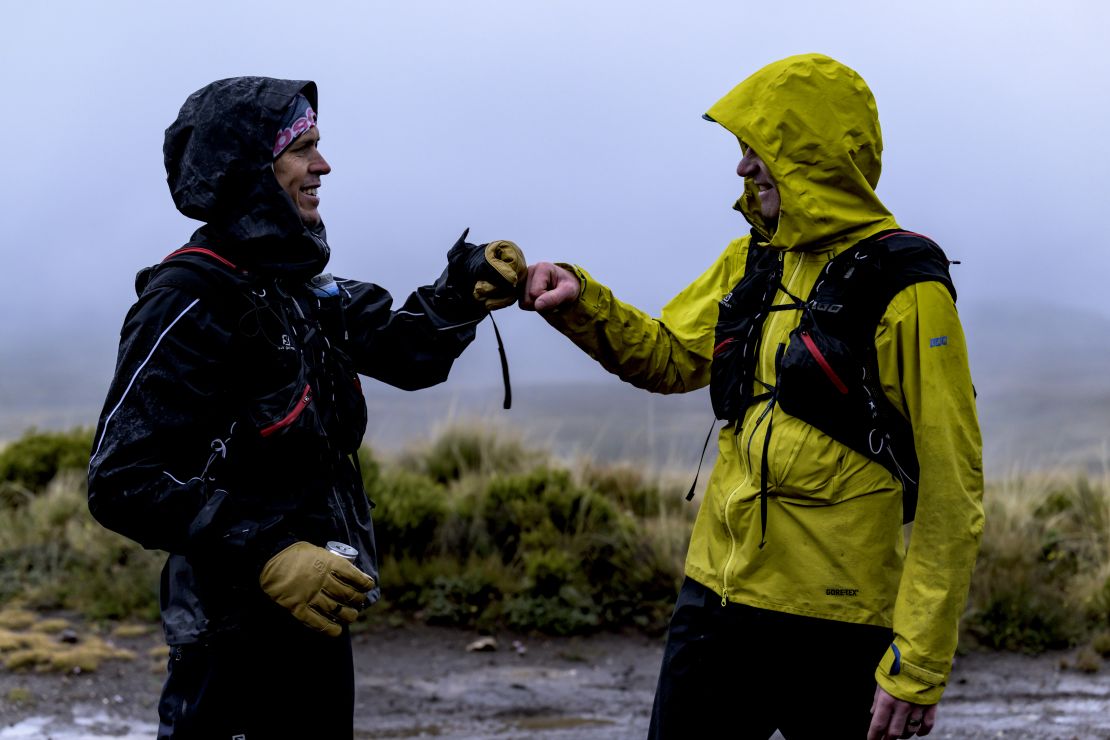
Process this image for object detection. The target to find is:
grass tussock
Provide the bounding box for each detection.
[963,471,1110,653]
[0,468,163,621]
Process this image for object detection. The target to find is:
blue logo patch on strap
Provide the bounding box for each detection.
[890,643,902,675]
[929,336,948,348]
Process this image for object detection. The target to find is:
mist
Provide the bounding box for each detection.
[2,1,1108,471]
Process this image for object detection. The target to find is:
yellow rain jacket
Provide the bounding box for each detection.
[547,54,983,705]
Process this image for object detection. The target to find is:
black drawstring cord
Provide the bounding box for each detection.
[686,418,719,501]
[744,387,776,539]
[758,404,774,549]
[488,312,511,410]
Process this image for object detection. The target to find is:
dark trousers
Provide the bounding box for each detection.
[648,578,893,740]
[157,614,354,739]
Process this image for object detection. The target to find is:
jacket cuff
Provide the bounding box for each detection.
[544,264,604,329]
[874,642,948,705]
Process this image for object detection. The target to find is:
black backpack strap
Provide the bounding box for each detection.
[778,229,956,523]
[139,246,251,304]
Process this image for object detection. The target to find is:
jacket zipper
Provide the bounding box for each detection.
[719,432,750,606]
[720,483,742,606]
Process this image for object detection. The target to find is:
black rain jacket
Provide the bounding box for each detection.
[88,77,486,644]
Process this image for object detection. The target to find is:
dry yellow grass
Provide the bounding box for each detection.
[112,623,154,638]
[0,615,136,673]
[0,608,38,630]
[30,617,71,634]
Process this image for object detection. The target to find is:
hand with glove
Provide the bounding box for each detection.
[446,229,527,310]
[259,541,376,637]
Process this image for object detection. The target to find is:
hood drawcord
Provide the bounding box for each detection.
[488,312,512,410]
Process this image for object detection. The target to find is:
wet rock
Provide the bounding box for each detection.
[466,636,497,652]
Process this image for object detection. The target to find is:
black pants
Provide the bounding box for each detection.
[157,614,355,739]
[648,578,893,740]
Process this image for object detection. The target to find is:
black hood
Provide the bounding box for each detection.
[163,77,329,277]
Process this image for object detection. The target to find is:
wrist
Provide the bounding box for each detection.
[553,262,584,306]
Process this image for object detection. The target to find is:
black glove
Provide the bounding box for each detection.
[446,229,527,311]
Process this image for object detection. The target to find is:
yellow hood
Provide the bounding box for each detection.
[705,53,893,250]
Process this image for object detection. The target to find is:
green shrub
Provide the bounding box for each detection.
[371,554,513,630]
[1091,628,1110,657]
[0,428,94,497]
[368,469,449,558]
[503,591,600,635]
[9,423,1110,650]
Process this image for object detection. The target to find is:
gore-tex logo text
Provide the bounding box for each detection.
[826,588,859,597]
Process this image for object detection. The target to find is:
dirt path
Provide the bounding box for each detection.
[1,624,1109,739]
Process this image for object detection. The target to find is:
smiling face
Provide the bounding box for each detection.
[737,145,780,220]
[273,126,331,226]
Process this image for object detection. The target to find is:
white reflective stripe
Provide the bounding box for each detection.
[91,298,200,463]
[394,308,482,332]
[162,471,204,486]
[435,317,482,331]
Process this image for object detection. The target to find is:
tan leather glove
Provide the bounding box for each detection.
[473,240,527,310]
[259,542,376,637]
[446,231,527,312]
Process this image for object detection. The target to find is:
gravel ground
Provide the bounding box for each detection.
[1,624,1109,739]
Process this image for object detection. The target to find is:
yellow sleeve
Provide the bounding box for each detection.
[873,281,985,704]
[542,239,744,394]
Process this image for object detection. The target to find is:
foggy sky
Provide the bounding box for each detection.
[3,0,1109,394]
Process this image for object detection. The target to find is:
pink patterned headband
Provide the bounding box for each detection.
[273,94,317,158]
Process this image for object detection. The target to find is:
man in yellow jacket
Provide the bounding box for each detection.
[521,54,983,739]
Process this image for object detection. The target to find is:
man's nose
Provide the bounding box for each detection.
[311,153,332,175]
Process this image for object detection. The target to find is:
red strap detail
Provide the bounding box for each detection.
[713,337,735,357]
[799,331,849,395]
[162,247,238,270]
[260,384,313,438]
[877,230,932,243]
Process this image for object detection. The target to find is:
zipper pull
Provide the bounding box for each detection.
[721,589,728,607]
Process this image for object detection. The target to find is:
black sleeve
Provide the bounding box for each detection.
[87,286,283,561]
[336,266,486,390]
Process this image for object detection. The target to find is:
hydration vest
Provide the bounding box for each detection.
[709,229,956,537]
[140,246,370,458]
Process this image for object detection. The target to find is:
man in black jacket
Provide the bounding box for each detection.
[88,77,524,739]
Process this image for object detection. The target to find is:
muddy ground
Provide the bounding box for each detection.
[1,623,1109,739]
